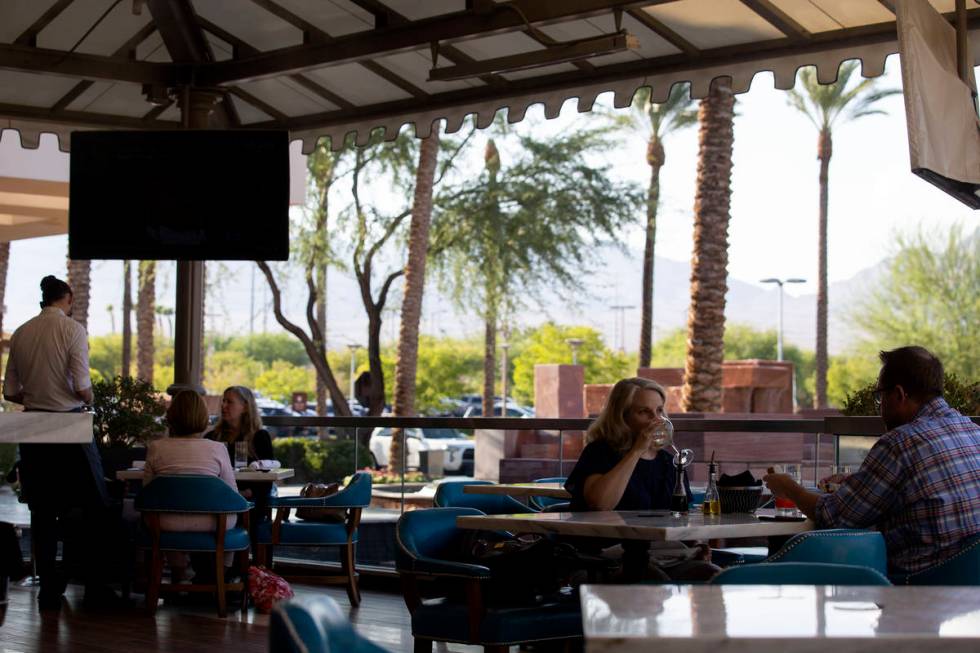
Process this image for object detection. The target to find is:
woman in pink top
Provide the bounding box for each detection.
[144,390,237,580]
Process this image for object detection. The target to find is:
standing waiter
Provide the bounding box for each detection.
[3,275,114,609]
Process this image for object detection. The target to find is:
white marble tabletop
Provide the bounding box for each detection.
[116,468,295,483]
[581,584,980,652]
[0,412,94,443]
[463,482,571,499]
[456,509,813,541]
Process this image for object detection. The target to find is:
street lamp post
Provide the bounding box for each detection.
[609,305,635,353]
[346,343,362,402]
[565,338,584,365]
[760,278,806,361]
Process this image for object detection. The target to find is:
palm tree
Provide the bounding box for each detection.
[787,62,898,408]
[0,242,8,372]
[121,260,132,377]
[66,257,91,329]
[681,77,736,413]
[617,85,697,368]
[136,261,156,383]
[390,123,442,472]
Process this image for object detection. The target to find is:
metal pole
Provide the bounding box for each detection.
[777,281,784,362]
[249,264,255,336]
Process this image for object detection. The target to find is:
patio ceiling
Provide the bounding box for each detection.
[1,0,978,153]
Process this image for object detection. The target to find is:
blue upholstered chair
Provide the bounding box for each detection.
[711,562,892,586]
[256,472,372,606]
[433,481,534,514]
[527,477,567,511]
[767,529,888,574]
[892,534,980,586]
[396,507,582,653]
[270,595,389,653]
[135,475,252,617]
[714,528,887,571]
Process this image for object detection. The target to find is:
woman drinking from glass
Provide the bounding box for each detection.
[565,377,718,582]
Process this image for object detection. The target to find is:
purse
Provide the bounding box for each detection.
[294,482,345,522]
[247,565,293,613]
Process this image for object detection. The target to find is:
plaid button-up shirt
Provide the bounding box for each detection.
[815,397,980,574]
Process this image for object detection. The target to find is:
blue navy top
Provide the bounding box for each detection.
[565,439,692,511]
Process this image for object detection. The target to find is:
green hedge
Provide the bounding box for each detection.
[842,373,980,416]
[272,438,359,485]
[0,443,15,484]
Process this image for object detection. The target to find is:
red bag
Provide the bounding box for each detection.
[248,565,294,613]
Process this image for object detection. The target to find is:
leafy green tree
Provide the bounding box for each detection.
[510,324,633,405]
[852,226,980,379]
[224,333,309,368]
[611,84,697,368]
[89,334,124,382]
[827,353,879,407]
[255,361,316,404]
[786,61,899,407]
[203,350,263,395]
[431,123,641,414]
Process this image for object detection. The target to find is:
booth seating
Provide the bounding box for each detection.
[433,481,534,514]
[712,562,892,586]
[892,534,980,586]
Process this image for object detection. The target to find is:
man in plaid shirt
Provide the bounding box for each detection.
[765,346,980,574]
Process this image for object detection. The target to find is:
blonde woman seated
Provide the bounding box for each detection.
[144,390,237,582]
[206,385,277,518]
[564,377,719,582]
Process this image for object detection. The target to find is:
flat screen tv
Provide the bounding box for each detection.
[69,130,290,260]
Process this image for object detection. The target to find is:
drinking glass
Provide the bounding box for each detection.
[234,441,248,469]
[648,416,674,449]
[774,464,801,517]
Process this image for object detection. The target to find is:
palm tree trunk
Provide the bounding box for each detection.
[483,309,496,417]
[639,138,664,368]
[0,242,9,373]
[121,261,132,377]
[136,260,156,383]
[390,124,441,473]
[66,257,91,330]
[815,128,832,408]
[682,78,736,413]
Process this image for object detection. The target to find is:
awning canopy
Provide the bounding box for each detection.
[2,1,979,153]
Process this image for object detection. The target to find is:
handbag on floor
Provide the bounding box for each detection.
[248,565,293,613]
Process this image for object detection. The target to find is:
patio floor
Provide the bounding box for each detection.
[0,580,490,653]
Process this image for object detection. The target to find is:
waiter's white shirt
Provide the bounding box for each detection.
[3,306,91,411]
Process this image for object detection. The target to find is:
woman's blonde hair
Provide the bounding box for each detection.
[213,385,264,458]
[167,390,210,437]
[586,377,668,454]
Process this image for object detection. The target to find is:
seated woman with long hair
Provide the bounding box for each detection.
[564,377,719,582]
[206,386,277,517]
[143,390,237,581]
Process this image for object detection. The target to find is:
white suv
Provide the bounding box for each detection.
[369,427,474,475]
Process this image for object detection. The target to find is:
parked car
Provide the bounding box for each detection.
[462,401,534,418]
[369,427,474,475]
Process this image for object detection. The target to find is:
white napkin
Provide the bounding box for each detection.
[248,459,282,471]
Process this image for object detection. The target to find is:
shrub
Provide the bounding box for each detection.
[93,376,167,448]
[272,437,358,484]
[842,373,980,416]
[0,443,16,484]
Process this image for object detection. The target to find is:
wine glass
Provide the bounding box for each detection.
[648,416,674,449]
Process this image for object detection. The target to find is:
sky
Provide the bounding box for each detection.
[1,56,977,350]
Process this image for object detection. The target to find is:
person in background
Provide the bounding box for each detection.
[206,386,277,518]
[3,275,115,610]
[565,377,718,582]
[765,346,980,576]
[144,390,237,581]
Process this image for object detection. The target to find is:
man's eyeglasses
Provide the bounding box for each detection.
[872,387,890,408]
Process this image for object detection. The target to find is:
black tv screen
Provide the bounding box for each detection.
[69,130,290,260]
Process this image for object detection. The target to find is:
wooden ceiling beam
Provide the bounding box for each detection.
[49,23,160,115]
[0,101,177,129]
[626,8,699,56]
[200,0,664,84]
[246,11,980,135]
[0,43,175,84]
[14,0,75,47]
[739,0,811,41]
